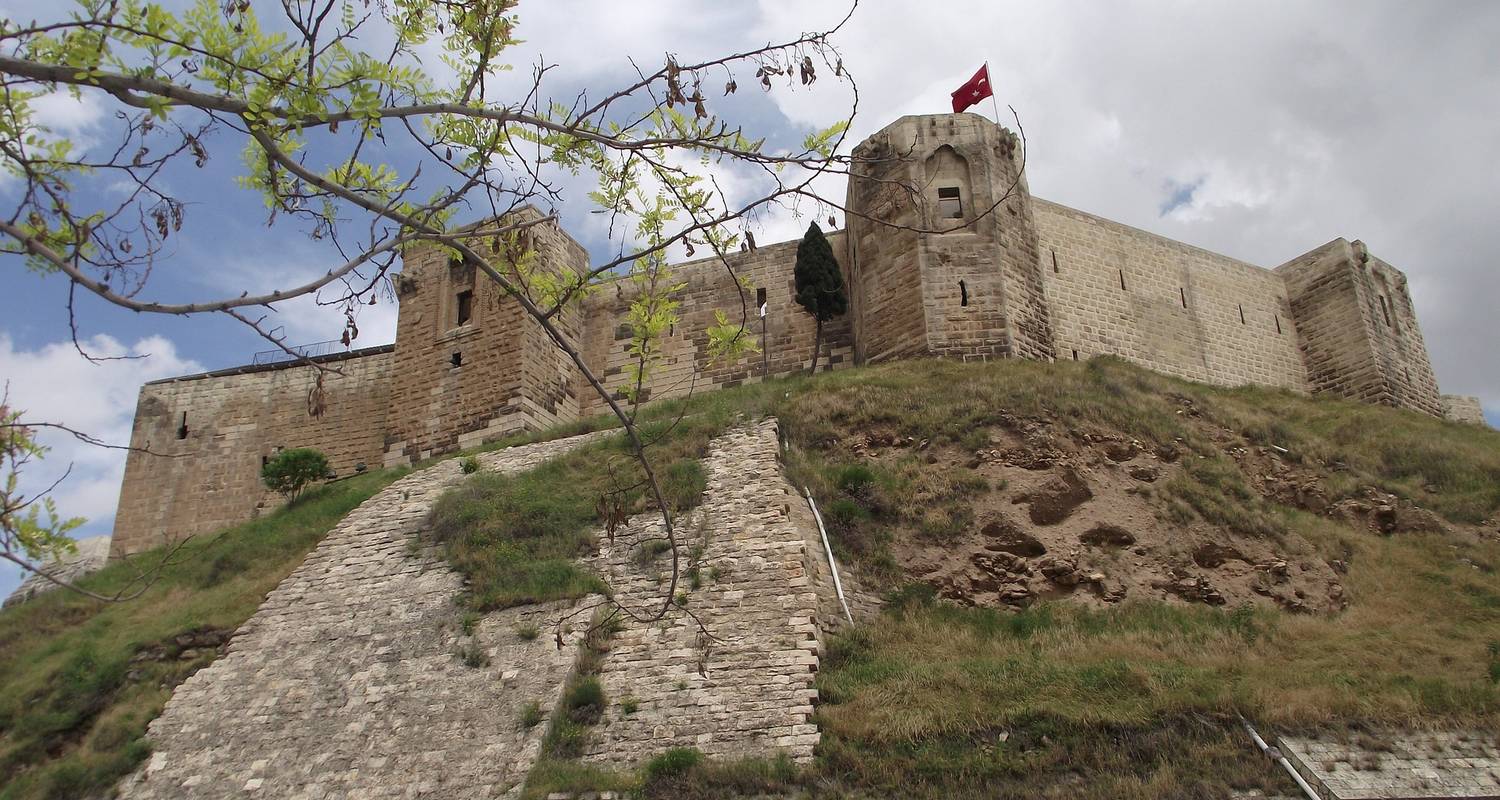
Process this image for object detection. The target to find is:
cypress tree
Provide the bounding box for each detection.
[793,221,849,373]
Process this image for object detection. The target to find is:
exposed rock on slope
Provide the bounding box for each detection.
[854,417,1355,614]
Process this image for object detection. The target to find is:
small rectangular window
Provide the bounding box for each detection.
[937,186,963,219]
[959,280,969,307]
[1071,349,1079,361]
[455,290,474,326]
[176,412,188,440]
[1378,295,1392,327]
[450,351,463,368]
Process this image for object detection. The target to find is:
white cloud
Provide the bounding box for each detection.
[206,249,402,350]
[0,333,202,597]
[29,90,107,137]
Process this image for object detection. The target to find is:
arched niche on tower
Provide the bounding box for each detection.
[924,144,975,232]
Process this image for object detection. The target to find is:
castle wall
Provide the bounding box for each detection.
[1275,239,1442,415]
[1035,199,1309,391]
[1359,250,1442,416]
[106,114,1462,558]
[1442,395,1487,425]
[845,132,927,364]
[110,347,393,557]
[382,213,589,465]
[576,234,854,416]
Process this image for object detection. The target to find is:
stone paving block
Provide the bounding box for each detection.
[116,430,609,800]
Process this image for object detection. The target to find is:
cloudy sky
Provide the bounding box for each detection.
[3,0,1498,597]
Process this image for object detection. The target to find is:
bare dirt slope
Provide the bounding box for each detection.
[832,393,1485,616]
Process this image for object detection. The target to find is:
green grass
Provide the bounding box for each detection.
[7,355,1500,800]
[427,379,794,612]
[1183,375,1500,523]
[0,468,405,800]
[806,504,1500,798]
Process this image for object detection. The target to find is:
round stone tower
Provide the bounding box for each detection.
[843,113,1053,364]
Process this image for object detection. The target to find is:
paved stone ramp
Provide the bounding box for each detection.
[117,431,609,800]
[1281,731,1500,799]
[582,418,823,765]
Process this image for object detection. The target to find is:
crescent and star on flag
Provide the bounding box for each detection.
[950,63,996,115]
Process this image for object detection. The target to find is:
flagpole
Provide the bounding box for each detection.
[986,61,1002,125]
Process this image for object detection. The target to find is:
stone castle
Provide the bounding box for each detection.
[110,112,1485,557]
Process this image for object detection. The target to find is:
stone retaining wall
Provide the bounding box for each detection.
[117,430,609,800]
[581,419,825,765]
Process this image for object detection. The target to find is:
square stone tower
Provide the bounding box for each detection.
[381,208,590,465]
[843,113,1053,364]
[1276,238,1442,416]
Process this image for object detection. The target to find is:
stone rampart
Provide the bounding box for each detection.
[1035,198,1308,391]
[581,419,824,764]
[577,235,854,416]
[1442,394,1487,426]
[381,210,590,465]
[107,113,1461,558]
[110,346,394,558]
[117,430,610,800]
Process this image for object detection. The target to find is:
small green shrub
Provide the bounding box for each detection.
[460,611,481,636]
[565,677,606,724]
[620,696,640,715]
[632,538,673,566]
[516,623,539,641]
[457,641,490,668]
[835,463,877,497]
[460,456,480,474]
[643,747,703,782]
[521,701,545,729]
[261,448,331,501]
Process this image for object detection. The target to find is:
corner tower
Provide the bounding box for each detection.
[844,113,1053,364]
[1276,238,1442,416]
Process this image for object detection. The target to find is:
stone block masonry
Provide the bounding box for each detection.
[1280,731,1500,799]
[107,111,1468,558]
[113,419,847,798]
[581,419,825,764]
[110,346,395,558]
[116,430,611,800]
[1035,198,1308,390]
[1443,395,1488,426]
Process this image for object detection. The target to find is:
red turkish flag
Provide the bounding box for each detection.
[950,64,993,113]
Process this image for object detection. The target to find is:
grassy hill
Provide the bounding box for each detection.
[3,356,1498,799]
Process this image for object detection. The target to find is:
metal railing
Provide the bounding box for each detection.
[250,339,346,366]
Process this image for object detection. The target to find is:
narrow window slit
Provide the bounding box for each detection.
[1050,249,1059,274]
[959,280,969,307]
[1118,270,1126,291]
[1238,304,1246,325]
[176,412,188,440]
[1071,349,1079,361]
[1274,314,1283,334]
[1179,287,1187,308]
[1378,295,1392,327]
[455,290,473,326]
